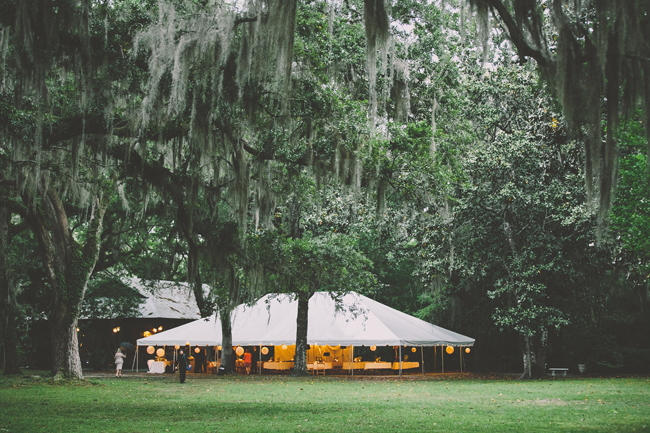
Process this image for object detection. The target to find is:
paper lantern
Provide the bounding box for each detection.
[281,344,287,350]
[370,345,377,351]
[445,346,454,354]
[147,346,155,354]
[158,326,163,331]
[465,348,470,354]
[195,347,200,354]
[152,328,157,333]
[261,347,269,355]
[236,346,244,356]
[175,345,180,350]
[217,346,222,351]
[185,341,190,346]
[411,347,417,353]
[156,348,165,357]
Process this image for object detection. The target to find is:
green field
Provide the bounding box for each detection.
[0,373,648,432]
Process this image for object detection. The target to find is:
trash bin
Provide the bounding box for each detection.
[217,366,226,376]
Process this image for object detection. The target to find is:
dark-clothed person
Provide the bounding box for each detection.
[177,350,188,383]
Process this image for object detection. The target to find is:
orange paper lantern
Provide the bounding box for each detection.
[147,346,155,354]
[445,346,454,354]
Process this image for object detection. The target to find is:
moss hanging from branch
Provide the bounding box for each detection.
[471,0,650,235]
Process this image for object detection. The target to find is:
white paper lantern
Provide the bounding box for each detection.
[195,347,200,354]
[261,347,269,355]
[156,348,165,357]
[147,346,155,354]
[370,345,377,351]
[236,346,245,356]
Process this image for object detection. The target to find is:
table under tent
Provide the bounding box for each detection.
[136,291,475,376]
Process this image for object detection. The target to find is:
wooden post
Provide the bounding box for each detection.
[421,345,425,376]
[460,346,463,373]
[399,346,402,378]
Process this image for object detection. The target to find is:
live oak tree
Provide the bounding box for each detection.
[469,0,650,231]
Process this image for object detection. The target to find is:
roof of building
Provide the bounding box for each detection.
[124,277,204,320]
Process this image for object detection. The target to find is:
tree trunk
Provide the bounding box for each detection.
[519,332,547,380]
[0,193,22,375]
[24,185,111,380]
[219,307,235,374]
[292,290,310,377]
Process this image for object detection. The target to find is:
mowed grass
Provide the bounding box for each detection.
[0,373,648,432]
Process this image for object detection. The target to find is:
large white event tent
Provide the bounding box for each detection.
[137,291,474,374]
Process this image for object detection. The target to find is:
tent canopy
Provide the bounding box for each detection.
[137,292,474,347]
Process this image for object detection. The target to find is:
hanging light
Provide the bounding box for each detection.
[446,346,454,354]
[175,345,180,350]
[217,346,222,351]
[112,328,118,333]
[281,344,287,350]
[152,328,157,333]
[116,327,120,332]
[370,345,377,351]
[465,348,470,353]
[158,326,163,331]
[261,347,269,355]
[147,346,155,354]
[411,347,417,353]
[236,346,244,356]
[76,328,80,332]
[185,341,190,346]
[156,348,165,357]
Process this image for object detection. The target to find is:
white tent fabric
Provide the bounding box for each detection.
[137,292,474,347]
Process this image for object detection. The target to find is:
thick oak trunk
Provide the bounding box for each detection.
[219,308,235,374]
[0,196,22,375]
[24,185,110,379]
[292,291,309,377]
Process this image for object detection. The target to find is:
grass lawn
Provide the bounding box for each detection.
[0,373,648,432]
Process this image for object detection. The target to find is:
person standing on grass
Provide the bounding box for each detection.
[177,349,188,383]
[114,348,126,377]
[243,349,252,375]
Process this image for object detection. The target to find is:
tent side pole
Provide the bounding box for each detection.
[460,346,463,373]
[442,346,444,374]
[421,345,424,376]
[399,346,402,378]
[259,345,262,376]
[434,346,437,373]
[351,346,354,377]
[136,346,139,373]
